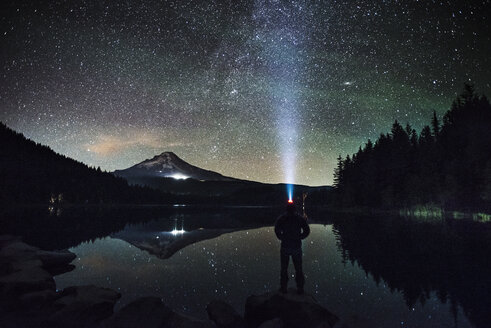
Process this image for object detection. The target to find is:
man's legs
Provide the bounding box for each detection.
[280,251,289,292]
[292,252,304,293]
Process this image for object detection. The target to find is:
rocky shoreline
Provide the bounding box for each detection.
[0,235,342,328]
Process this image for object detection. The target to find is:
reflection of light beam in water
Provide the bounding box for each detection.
[167,217,185,235]
[253,1,308,201]
[159,228,186,236]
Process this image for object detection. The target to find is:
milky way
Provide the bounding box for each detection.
[1,0,490,185]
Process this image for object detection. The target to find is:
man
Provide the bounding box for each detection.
[274,202,310,294]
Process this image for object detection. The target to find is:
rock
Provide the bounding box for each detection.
[10,258,44,272]
[37,249,76,266]
[0,256,11,276]
[105,296,173,328]
[0,241,40,261]
[37,249,76,275]
[18,289,58,309]
[54,284,121,307]
[0,238,74,304]
[0,235,21,248]
[166,311,214,328]
[245,289,339,328]
[105,296,213,328]
[206,300,246,328]
[0,265,55,300]
[0,237,118,327]
[44,285,121,328]
[0,238,75,277]
[47,263,76,276]
[257,318,283,328]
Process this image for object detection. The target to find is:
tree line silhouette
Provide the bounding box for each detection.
[331,213,491,328]
[333,84,491,211]
[0,122,174,204]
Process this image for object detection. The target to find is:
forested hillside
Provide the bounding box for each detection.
[0,123,171,204]
[333,84,491,211]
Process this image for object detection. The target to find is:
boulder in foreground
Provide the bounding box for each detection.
[245,289,339,328]
[206,299,247,328]
[105,296,213,328]
[44,285,121,327]
[105,296,173,328]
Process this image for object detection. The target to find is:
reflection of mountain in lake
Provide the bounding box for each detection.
[0,206,281,251]
[112,226,238,259]
[331,215,491,328]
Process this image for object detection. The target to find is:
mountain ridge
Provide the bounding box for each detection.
[113,151,237,182]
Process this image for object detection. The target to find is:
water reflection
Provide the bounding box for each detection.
[53,223,474,328]
[111,215,240,259]
[1,207,490,327]
[330,215,491,328]
[0,206,278,250]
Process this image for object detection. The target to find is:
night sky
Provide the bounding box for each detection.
[1,0,489,185]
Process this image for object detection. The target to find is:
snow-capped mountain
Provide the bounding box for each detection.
[113,152,236,181]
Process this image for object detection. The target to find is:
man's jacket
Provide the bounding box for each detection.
[274,213,310,250]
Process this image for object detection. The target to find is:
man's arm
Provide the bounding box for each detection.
[300,217,310,239]
[274,216,284,240]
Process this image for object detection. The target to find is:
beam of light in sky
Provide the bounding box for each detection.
[287,184,294,203]
[253,1,308,200]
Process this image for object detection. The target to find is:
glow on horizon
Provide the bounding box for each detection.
[167,173,189,180]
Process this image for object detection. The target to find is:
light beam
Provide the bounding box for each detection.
[253,1,308,200]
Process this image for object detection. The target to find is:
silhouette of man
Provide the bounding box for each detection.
[274,202,310,294]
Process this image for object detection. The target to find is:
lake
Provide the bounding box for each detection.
[2,206,490,328]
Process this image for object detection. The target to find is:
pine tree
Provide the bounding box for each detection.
[431,111,440,139]
[333,155,344,188]
[461,82,475,103]
[419,126,433,145]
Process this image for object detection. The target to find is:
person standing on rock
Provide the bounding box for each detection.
[274,202,310,294]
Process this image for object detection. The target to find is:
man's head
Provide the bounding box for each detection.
[286,203,296,214]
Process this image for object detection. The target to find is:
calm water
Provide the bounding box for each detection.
[2,206,490,328]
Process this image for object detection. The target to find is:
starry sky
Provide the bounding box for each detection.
[1,0,490,185]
